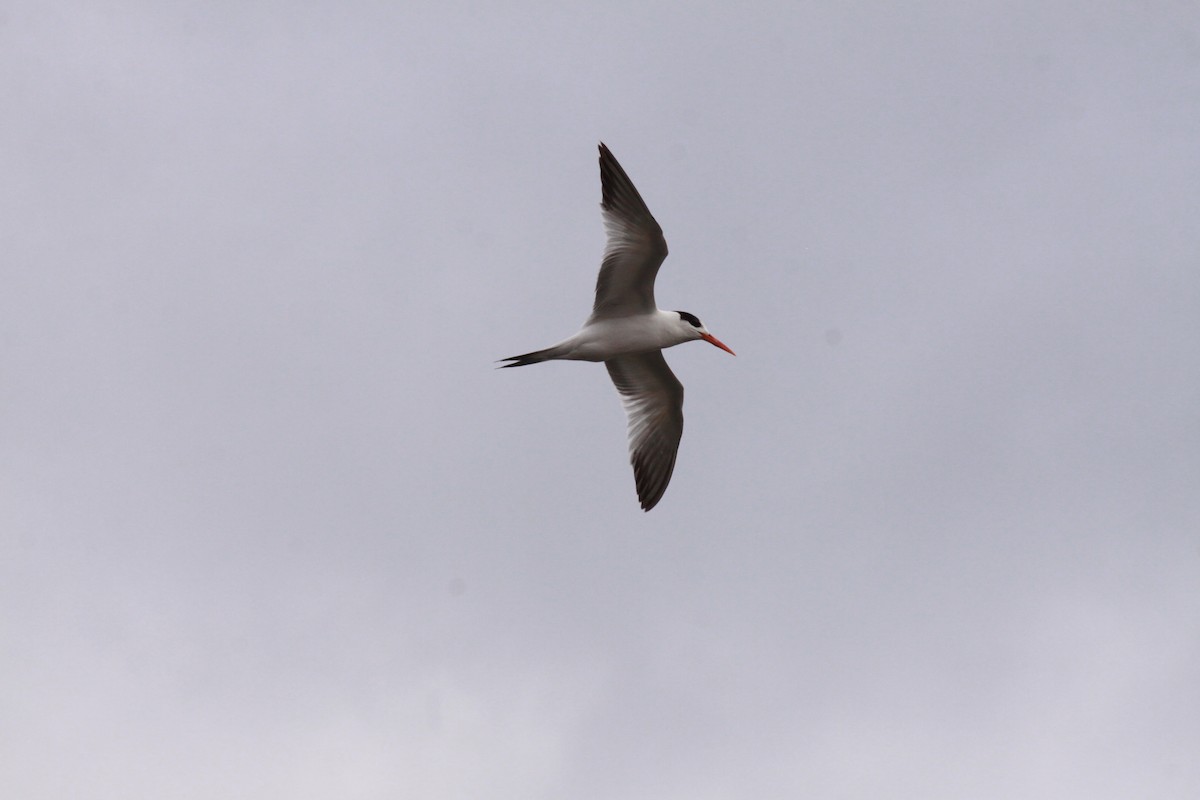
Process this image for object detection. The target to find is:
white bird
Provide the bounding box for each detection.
[501,143,734,511]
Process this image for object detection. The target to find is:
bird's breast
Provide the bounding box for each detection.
[572,314,687,361]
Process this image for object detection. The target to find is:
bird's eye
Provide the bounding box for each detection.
[676,311,702,328]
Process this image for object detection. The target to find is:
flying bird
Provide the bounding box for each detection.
[500,143,735,511]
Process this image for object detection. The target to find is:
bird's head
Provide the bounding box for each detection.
[674,311,736,355]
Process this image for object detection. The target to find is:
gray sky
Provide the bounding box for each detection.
[3,2,1199,798]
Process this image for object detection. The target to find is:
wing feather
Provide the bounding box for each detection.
[592,143,669,318]
[606,351,684,511]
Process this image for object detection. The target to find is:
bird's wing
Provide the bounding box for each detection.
[606,351,684,511]
[592,143,669,319]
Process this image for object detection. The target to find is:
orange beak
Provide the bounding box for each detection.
[701,333,736,356]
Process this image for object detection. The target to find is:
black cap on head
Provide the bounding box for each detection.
[675,311,702,328]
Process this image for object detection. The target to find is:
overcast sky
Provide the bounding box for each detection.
[3,3,1199,798]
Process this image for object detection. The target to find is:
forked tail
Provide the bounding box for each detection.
[497,345,561,368]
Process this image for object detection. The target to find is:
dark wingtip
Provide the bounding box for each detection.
[639,488,665,511]
[638,491,663,512]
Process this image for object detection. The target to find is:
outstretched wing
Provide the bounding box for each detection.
[592,143,669,319]
[606,351,685,511]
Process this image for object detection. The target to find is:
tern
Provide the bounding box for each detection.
[500,143,735,511]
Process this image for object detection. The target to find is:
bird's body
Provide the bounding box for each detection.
[501,144,734,511]
[502,310,704,365]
